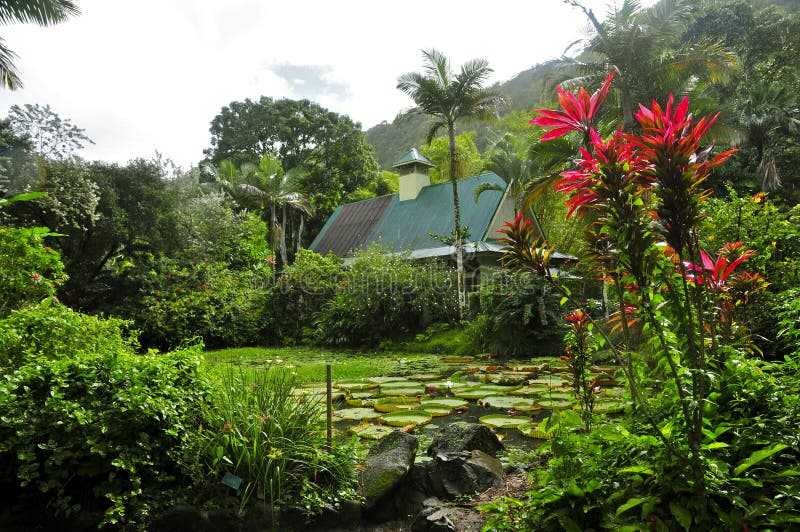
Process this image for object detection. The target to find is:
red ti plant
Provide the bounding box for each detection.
[563,309,599,431]
[500,72,772,519]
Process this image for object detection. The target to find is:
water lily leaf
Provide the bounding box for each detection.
[407,373,441,382]
[420,397,468,410]
[509,384,551,397]
[422,406,452,417]
[479,414,533,429]
[456,384,521,400]
[335,381,378,392]
[380,387,423,397]
[351,424,394,440]
[481,371,534,385]
[367,376,410,384]
[479,395,540,412]
[380,410,433,427]
[441,356,474,364]
[374,397,421,413]
[335,408,382,421]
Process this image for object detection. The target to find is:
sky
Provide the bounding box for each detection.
[0,0,643,168]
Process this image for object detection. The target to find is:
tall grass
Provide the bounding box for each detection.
[199,366,354,521]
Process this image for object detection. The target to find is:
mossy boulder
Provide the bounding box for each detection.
[426,421,503,457]
[357,431,419,508]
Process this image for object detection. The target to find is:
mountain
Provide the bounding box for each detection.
[365,62,555,169]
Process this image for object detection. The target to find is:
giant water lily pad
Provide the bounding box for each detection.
[424,381,468,393]
[422,406,453,417]
[351,424,394,440]
[479,395,541,412]
[380,381,423,395]
[335,408,382,421]
[380,387,423,397]
[420,397,468,410]
[481,371,535,386]
[407,373,441,382]
[535,397,573,410]
[509,384,552,397]
[455,384,520,400]
[479,414,533,429]
[380,410,433,428]
[441,356,474,364]
[367,376,409,384]
[374,396,420,413]
[335,381,378,392]
[594,400,627,414]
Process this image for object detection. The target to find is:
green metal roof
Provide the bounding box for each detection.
[310,173,507,257]
[391,148,434,168]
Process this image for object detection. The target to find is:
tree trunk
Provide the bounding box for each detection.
[280,203,288,266]
[297,213,305,253]
[449,125,466,319]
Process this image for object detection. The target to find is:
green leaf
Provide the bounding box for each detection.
[670,501,692,531]
[616,497,647,516]
[619,466,654,475]
[560,296,568,305]
[735,443,788,476]
[703,442,730,450]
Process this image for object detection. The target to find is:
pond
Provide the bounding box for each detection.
[296,356,627,453]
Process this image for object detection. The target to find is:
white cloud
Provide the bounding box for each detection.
[0,0,649,168]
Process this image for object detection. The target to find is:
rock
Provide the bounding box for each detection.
[412,508,456,532]
[425,450,503,500]
[426,422,503,457]
[357,430,418,508]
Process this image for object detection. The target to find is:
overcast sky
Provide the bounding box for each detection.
[0,0,642,168]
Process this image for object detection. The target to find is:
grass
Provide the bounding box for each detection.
[202,346,455,384]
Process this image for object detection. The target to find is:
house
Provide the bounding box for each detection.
[309,148,567,285]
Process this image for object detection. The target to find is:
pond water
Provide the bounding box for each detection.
[300,356,627,453]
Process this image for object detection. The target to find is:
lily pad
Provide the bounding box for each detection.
[424,381,468,392]
[374,396,421,413]
[534,397,573,410]
[295,387,344,401]
[420,397,468,410]
[479,414,533,429]
[422,406,453,417]
[335,381,378,392]
[478,395,541,412]
[350,424,394,440]
[366,376,409,384]
[335,408,382,421]
[481,371,535,385]
[380,387,423,397]
[455,384,520,400]
[441,356,474,364]
[379,410,433,427]
[407,373,441,382]
[509,384,552,397]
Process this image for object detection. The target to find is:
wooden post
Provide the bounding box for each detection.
[326,364,332,451]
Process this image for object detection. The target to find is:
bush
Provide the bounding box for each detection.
[196,367,356,520]
[0,299,138,370]
[0,345,210,528]
[115,255,271,350]
[480,357,800,530]
[470,270,566,357]
[267,249,344,342]
[313,245,458,346]
[0,225,66,317]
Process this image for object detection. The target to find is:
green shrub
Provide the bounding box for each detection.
[313,245,458,346]
[0,299,138,370]
[480,357,800,530]
[470,270,566,357]
[0,225,66,317]
[268,249,344,342]
[197,367,355,519]
[116,255,271,349]
[0,345,210,528]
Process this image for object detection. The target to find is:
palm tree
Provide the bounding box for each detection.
[558,0,736,131]
[1,0,80,89]
[208,155,312,268]
[397,49,505,317]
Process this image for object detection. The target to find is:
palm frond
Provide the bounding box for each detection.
[0,0,79,26]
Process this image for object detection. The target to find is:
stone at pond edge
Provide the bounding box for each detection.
[426,421,504,457]
[357,430,418,508]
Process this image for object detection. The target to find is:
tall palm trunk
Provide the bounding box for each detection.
[449,125,466,318]
[280,203,288,267]
[297,213,305,253]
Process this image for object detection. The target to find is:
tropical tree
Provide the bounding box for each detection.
[558,0,736,131]
[210,154,311,269]
[0,0,80,89]
[397,49,505,317]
